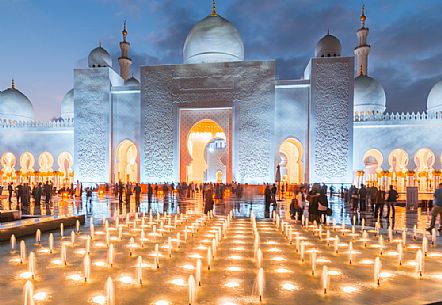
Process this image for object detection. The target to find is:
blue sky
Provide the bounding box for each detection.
[1,0,441,120]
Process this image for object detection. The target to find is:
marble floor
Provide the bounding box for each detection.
[0,190,440,305]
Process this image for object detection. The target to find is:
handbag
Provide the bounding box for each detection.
[326,208,332,216]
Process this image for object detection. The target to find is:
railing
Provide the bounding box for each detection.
[354,111,442,122]
[0,118,74,128]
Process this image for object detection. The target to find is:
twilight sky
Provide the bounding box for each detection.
[1,0,441,121]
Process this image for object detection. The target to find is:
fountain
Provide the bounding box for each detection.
[257,267,264,302]
[60,223,64,238]
[374,257,381,286]
[413,225,417,240]
[423,236,428,256]
[90,222,95,240]
[86,235,91,254]
[49,233,54,254]
[20,240,26,264]
[154,244,160,269]
[176,232,181,248]
[84,254,91,283]
[76,219,80,233]
[256,248,263,269]
[334,235,340,254]
[432,228,437,246]
[28,252,36,279]
[397,243,403,266]
[106,277,115,305]
[108,244,114,267]
[23,280,34,305]
[129,237,135,256]
[348,242,353,264]
[300,241,305,262]
[61,244,67,265]
[137,256,143,285]
[322,265,329,294]
[196,259,202,286]
[311,250,317,275]
[106,230,110,248]
[207,247,212,270]
[71,231,75,245]
[416,249,424,277]
[388,226,393,242]
[35,229,41,245]
[168,237,173,258]
[11,234,16,251]
[402,230,407,246]
[188,275,196,305]
[119,226,123,241]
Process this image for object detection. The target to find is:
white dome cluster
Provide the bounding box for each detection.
[183,14,244,64]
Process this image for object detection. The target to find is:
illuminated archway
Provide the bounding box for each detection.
[116,140,138,183]
[58,152,73,183]
[20,152,35,174]
[38,152,54,172]
[388,149,409,172]
[278,138,303,184]
[414,148,435,172]
[363,149,383,185]
[1,153,16,180]
[187,120,226,183]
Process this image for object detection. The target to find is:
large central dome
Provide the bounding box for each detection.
[183,14,244,64]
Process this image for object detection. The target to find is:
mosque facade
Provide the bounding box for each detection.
[1,4,442,194]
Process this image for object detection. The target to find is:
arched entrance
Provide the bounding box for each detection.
[38,152,54,172]
[278,138,303,184]
[20,152,35,183]
[186,120,226,183]
[1,152,16,182]
[363,149,383,186]
[116,140,138,183]
[58,152,73,186]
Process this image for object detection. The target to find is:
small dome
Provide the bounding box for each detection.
[354,75,386,114]
[61,88,74,120]
[183,14,244,64]
[88,45,112,68]
[125,76,140,86]
[315,34,342,58]
[427,80,442,113]
[0,85,34,121]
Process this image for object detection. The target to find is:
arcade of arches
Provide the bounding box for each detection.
[0,151,74,187]
[115,140,138,184]
[359,147,442,193]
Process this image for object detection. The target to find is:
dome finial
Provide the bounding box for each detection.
[11,79,15,90]
[122,19,127,42]
[360,4,366,27]
[211,0,217,16]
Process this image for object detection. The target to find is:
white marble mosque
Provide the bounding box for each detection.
[1,4,442,194]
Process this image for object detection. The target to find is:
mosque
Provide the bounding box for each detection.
[1,3,442,195]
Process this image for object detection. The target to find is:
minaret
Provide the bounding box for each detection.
[118,20,132,81]
[211,0,217,16]
[354,5,371,76]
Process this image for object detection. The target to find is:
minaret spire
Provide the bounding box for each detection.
[118,19,132,81]
[11,79,15,90]
[211,0,217,16]
[354,4,371,76]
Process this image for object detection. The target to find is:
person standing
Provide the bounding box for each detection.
[34,183,42,215]
[134,183,141,206]
[264,184,272,216]
[204,187,214,215]
[125,184,132,204]
[7,183,13,209]
[44,181,51,206]
[386,185,398,219]
[118,181,123,204]
[374,189,386,224]
[147,183,153,204]
[15,183,23,209]
[359,184,367,212]
[427,183,442,232]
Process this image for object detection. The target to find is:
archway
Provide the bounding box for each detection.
[205,138,227,183]
[1,152,16,182]
[363,149,383,186]
[116,140,138,183]
[58,152,73,186]
[414,148,435,192]
[20,152,35,174]
[38,152,54,172]
[388,149,409,192]
[186,120,226,183]
[278,138,303,184]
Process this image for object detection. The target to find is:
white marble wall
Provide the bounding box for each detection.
[309,57,354,184]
